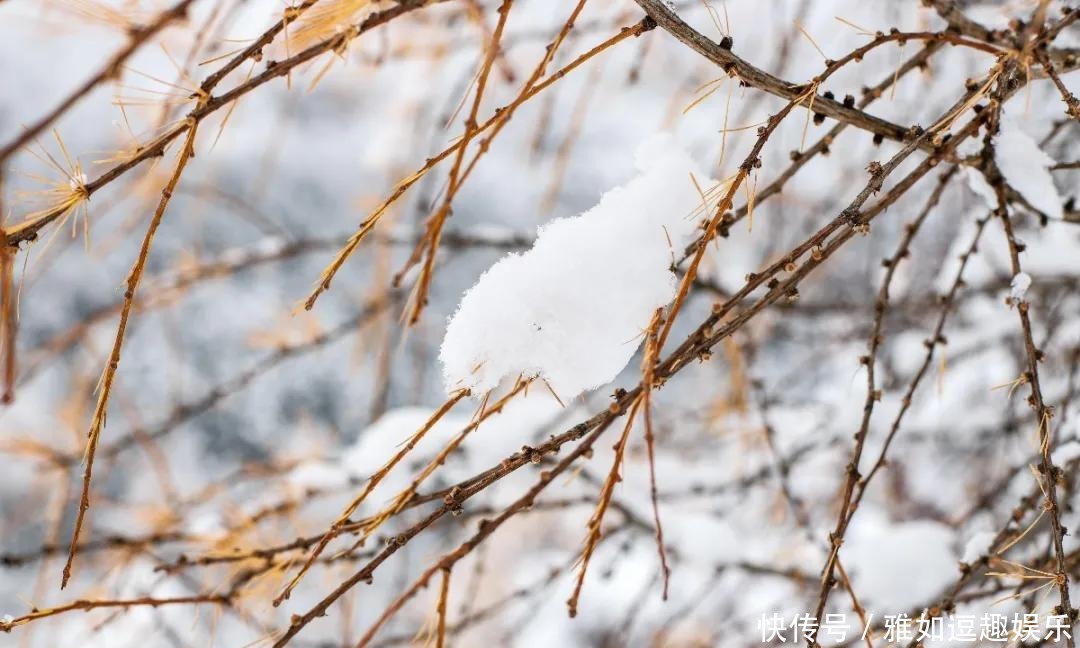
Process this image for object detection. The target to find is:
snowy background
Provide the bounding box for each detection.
[0,0,1079,646]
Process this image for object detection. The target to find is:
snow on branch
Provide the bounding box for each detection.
[440,134,717,398]
[995,113,1063,220]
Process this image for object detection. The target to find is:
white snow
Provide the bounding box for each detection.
[343,407,468,480]
[287,460,350,490]
[439,134,716,397]
[185,511,227,539]
[67,171,87,190]
[961,531,997,563]
[844,514,957,611]
[342,396,565,489]
[995,114,1063,220]
[962,166,997,209]
[1010,272,1031,303]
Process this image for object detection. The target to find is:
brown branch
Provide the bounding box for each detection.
[0,170,14,403]
[567,396,641,618]
[436,567,451,648]
[3,0,443,249]
[640,309,671,601]
[994,168,1077,645]
[848,209,990,519]
[0,0,199,165]
[272,388,469,605]
[808,167,961,625]
[0,592,230,632]
[275,413,616,647]
[61,122,201,589]
[304,10,652,310]
[401,0,514,324]
[632,0,996,153]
